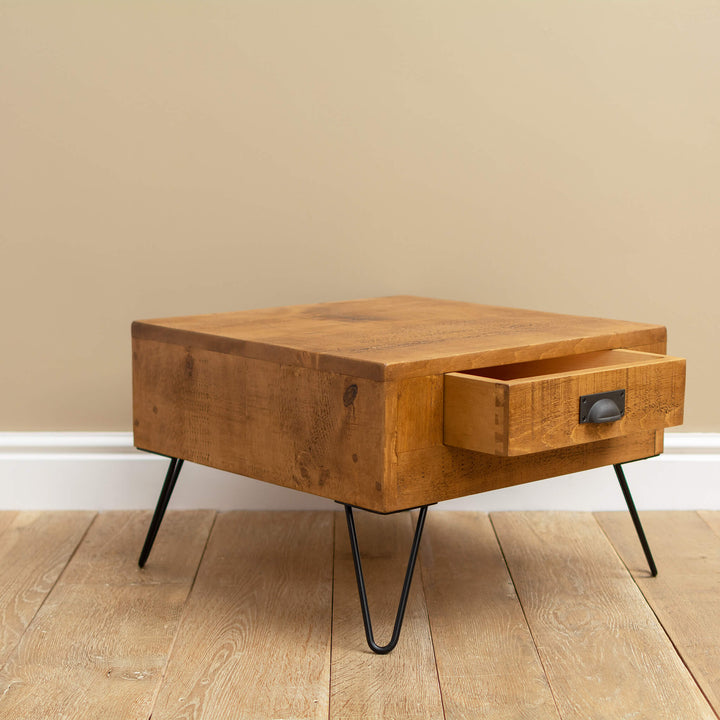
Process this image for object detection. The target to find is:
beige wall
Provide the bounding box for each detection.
[1,1,717,431]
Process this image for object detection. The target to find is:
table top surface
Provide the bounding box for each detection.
[132,295,665,381]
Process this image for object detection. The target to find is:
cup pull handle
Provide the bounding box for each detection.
[580,390,625,424]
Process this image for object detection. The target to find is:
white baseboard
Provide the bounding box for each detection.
[0,432,718,511]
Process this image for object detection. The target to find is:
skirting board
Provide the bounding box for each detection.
[0,432,718,511]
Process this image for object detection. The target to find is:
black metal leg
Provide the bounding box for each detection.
[138,457,184,568]
[343,504,428,654]
[614,463,658,577]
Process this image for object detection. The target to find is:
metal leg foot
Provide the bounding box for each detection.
[138,457,184,568]
[343,504,428,654]
[614,463,657,577]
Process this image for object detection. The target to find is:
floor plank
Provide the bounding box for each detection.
[0,511,95,669]
[699,510,720,539]
[491,512,716,720]
[420,512,560,720]
[1,509,717,719]
[596,510,720,715]
[0,512,18,536]
[330,510,444,720]
[59,508,213,586]
[150,511,334,720]
[0,510,214,720]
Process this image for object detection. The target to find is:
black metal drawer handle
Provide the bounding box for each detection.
[580,389,625,424]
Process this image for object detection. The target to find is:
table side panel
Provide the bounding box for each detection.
[395,432,659,509]
[392,338,670,510]
[132,338,392,511]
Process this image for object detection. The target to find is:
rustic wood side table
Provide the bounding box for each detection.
[131,296,685,653]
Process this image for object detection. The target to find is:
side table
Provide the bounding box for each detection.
[131,296,685,653]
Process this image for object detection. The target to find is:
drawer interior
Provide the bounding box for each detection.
[456,349,667,382]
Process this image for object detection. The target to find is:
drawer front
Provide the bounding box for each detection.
[443,350,685,456]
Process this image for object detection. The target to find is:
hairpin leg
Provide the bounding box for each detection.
[343,504,428,654]
[138,457,184,568]
[614,463,657,576]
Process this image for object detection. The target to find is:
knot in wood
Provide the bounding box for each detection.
[343,384,358,407]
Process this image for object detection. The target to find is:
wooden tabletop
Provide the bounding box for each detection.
[132,296,666,381]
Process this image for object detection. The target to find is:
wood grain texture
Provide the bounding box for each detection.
[699,510,720,539]
[1,510,719,719]
[596,511,720,714]
[456,348,667,379]
[331,510,443,720]
[444,350,685,456]
[392,332,670,508]
[444,372,506,455]
[0,510,214,720]
[396,431,659,509]
[61,509,214,585]
[0,512,17,536]
[151,512,334,720]
[133,338,391,510]
[394,345,669,457]
[133,344,671,512]
[0,511,94,670]
[490,512,716,720]
[133,296,667,382]
[396,375,444,453]
[133,297,677,512]
[420,512,559,720]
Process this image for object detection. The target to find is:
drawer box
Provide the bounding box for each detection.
[443,349,685,456]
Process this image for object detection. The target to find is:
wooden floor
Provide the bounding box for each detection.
[0,510,719,719]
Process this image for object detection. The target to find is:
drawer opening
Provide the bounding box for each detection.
[444,348,685,457]
[456,349,666,382]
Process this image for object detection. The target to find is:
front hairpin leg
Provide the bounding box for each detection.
[343,504,429,654]
[614,463,658,577]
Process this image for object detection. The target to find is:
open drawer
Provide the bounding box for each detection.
[443,349,685,456]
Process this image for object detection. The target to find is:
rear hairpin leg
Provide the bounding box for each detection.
[614,463,657,577]
[138,457,184,568]
[344,504,428,654]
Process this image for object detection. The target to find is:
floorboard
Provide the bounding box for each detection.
[420,511,560,720]
[700,510,720,539]
[150,511,334,720]
[490,511,716,720]
[0,511,94,669]
[0,510,214,719]
[0,509,717,720]
[596,510,720,717]
[330,510,443,720]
